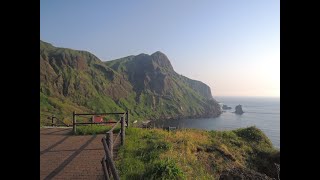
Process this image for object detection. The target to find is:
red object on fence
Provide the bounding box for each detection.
[93,116,104,123]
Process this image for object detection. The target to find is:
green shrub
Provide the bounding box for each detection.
[144,159,184,180]
[75,124,120,135]
[234,126,271,145]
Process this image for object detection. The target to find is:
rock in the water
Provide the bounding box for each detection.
[235,105,244,114]
[219,168,273,180]
[222,105,232,110]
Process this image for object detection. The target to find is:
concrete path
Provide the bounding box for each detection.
[40,127,119,180]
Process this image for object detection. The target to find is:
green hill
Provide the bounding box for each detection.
[40,40,221,125]
[116,126,280,179]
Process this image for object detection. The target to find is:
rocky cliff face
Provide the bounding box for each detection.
[40,40,221,122]
[182,77,213,100]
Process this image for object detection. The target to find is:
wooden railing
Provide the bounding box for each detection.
[101,115,127,180]
[51,116,69,127]
[72,110,129,134]
[41,114,70,127]
[71,111,129,179]
[41,111,68,127]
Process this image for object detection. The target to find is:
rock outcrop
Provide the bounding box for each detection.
[235,105,244,114]
[222,105,232,110]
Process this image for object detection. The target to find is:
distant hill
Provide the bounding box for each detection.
[40,40,221,124]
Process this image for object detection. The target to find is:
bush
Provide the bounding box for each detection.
[136,140,172,162]
[234,126,271,145]
[144,159,184,180]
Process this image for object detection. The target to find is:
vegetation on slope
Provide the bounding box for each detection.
[40,40,221,126]
[116,126,279,179]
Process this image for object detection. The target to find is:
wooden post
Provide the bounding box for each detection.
[52,115,54,127]
[126,110,129,128]
[101,157,110,180]
[73,111,76,134]
[121,116,125,146]
[106,132,113,177]
[106,131,113,158]
[102,138,120,180]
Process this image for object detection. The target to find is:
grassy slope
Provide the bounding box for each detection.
[116,126,279,180]
[40,40,130,125]
[40,40,221,126]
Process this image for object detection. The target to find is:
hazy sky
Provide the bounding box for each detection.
[40,0,279,97]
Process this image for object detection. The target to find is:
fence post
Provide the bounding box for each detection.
[106,131,113,158]
[126,110,129,128]
[73,111,76,134]
[102,138,120,180]
[101,157,110,180]
[52,115,54,127]
[121,116,125,146]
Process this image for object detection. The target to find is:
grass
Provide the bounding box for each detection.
[116,126,279,180]
[75,124,120,135]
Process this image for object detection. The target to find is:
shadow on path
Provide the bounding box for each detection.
[47,148,104,153]
[40,136,70,155]
[43,135,97,180]
[41,128,71,135]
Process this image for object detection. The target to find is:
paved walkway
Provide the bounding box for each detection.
[40,127,119,180]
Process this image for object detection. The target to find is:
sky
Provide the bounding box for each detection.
[40,0,280,97]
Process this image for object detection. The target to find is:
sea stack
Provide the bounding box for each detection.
[222,105,232,110]
[235,105,244,114]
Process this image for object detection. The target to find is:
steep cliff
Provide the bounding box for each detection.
[40,40,221,123]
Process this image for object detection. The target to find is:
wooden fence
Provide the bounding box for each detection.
[41,111,70,127]
[101,115,127,180]
[72,110,129,134]
[72,111,129,179]
[42,115,70,127]
[52,116,70,127]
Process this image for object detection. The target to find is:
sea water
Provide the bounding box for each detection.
[155,96,280,149]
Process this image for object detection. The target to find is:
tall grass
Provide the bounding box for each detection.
[116,126,279,179]
[75,124,120,135]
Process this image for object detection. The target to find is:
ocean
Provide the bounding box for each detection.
[154,96,280,149]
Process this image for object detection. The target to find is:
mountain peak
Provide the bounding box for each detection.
[151,51,168,59]
[150,51,173,71]
[40,40,54,50]
[151,51,165,55]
